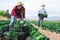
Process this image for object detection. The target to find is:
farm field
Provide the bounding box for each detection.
[31,20,60,33]
[0,20,48,40]
[30,20,60,40]
[31,23,60,40]
[0,17,60,40]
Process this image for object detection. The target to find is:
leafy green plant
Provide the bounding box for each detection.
[0,20,47,40]
[31,20,60,33]
[0,10,11,19]
[0,11,5,16]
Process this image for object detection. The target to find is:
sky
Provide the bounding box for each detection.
[0,0,60,20]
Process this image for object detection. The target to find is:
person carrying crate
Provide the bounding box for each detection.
[38,5,48,29]
[9,1,26,31]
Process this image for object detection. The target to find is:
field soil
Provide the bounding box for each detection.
[0,16,9,20]
[31,23,60,40]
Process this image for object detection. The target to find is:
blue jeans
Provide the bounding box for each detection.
[38,17,44,27]
[9,16,26,31]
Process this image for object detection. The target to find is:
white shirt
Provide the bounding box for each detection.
[38,8,47,14]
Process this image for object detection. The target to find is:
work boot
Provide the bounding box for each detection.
[23,23,27,26]
[9,26,13,31]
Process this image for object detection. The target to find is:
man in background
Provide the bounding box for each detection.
[38,5,47,29]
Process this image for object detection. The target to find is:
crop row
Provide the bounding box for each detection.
[31,20,60,33]
[29,24,47,40]
[0,20,48,40]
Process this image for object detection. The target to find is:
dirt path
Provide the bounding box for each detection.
[0,16,9,20]
[31,23,60,40]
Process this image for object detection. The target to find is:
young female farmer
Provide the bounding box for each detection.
[9,1,26,31]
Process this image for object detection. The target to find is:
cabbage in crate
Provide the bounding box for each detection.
[38,13,48,18]
[20,20,24,24]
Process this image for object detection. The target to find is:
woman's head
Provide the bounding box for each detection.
[16,1,24,9]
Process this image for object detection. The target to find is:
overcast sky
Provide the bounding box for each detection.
[0,0,60,20]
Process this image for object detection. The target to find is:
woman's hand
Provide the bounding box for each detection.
[16,18,20,21]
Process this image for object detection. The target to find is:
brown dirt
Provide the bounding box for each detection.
[31,23,60,40]
[0,16,9,20]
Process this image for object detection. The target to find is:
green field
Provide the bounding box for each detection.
[0,20,47,40]
[31,20,60,33]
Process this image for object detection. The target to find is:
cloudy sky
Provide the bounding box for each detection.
[0,0,60,20]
